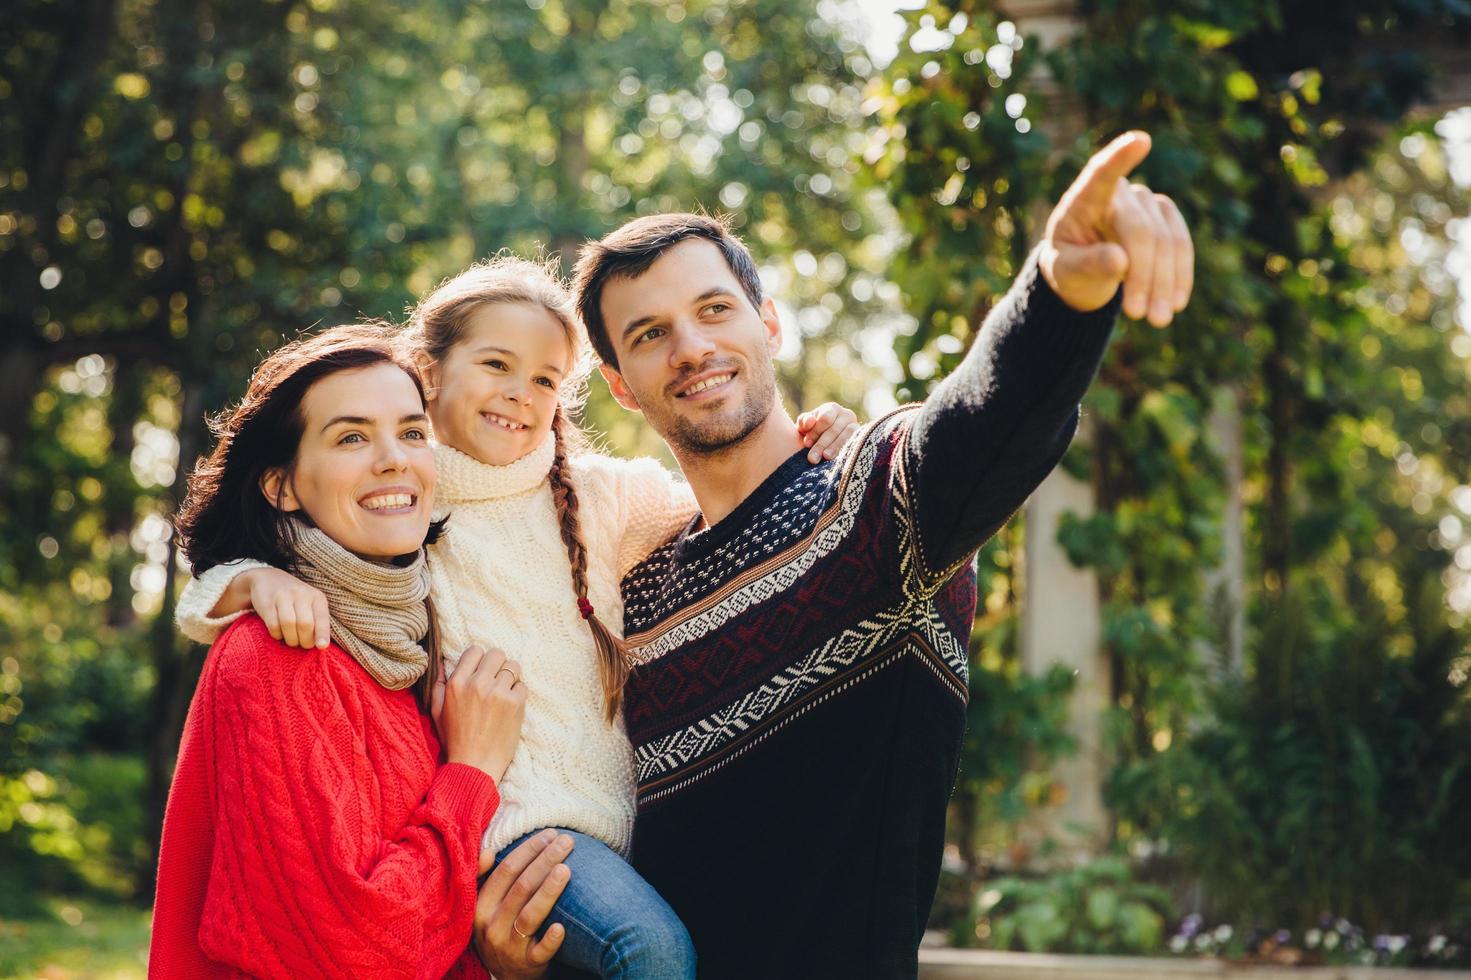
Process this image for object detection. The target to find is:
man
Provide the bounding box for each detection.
[477,131,1191,979]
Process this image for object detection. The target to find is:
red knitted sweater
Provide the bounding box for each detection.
[150,615,496,979]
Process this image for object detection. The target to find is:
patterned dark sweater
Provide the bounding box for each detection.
[619,258,1120,980]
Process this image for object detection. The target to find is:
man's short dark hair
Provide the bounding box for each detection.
[571,212,764,368]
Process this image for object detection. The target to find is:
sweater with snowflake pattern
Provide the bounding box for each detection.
[619,257,1121,980]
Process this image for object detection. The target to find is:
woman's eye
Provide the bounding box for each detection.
[483,359,506,371]
[339,432,365,445]
[403,428,427,440]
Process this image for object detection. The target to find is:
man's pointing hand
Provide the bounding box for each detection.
[1039,130,1194,327]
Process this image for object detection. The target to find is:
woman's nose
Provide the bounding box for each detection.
[375,437,409,471]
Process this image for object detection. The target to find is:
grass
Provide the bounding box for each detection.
[0,899,149,980]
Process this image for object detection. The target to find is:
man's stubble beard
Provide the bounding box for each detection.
[648,359,780,460]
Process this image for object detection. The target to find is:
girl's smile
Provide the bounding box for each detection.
[423,301,573,466]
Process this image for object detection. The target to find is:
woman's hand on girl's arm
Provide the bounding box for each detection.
[797,402,862,463]
[433,645,527,783]
[214,567,331,649]
[472,830,574,980]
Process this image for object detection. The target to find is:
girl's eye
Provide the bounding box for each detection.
[483,359,507,371]
[535,376,556,389]
[402,428,427,440]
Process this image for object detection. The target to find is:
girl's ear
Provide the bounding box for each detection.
[260,468,301,513]
[415,351,441,403]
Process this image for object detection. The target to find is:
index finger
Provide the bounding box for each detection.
[480,829,558,906]
[1071,131,1152,209]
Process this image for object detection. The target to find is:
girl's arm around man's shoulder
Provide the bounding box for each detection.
[568,452,697,580]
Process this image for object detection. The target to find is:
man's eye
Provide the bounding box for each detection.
[635,327,664,345]
[403,428,427,440]
[706,303,730,315]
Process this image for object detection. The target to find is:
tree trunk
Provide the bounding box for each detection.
[140,382,207,901]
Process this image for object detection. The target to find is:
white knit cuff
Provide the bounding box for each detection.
[176,558,271,645]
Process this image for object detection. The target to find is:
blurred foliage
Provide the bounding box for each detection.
[1113,568,1471,931]
[972,855,1173,954]
[0,898,149,979]
[877,0,1471,946]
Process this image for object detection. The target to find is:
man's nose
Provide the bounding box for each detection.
[668,321,717,368]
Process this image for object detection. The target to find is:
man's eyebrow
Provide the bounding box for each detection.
[619,288,736,341]
[321,413,428,432]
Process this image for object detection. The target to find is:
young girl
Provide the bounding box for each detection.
[176,256,858,979]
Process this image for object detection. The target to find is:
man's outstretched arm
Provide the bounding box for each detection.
[904,131,1194,578]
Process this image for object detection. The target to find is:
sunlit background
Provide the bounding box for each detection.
[4,0,1471,975]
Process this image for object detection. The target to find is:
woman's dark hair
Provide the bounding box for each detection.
[174,322,446,709]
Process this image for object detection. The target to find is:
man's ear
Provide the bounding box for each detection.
[415,351,441,403]
[599,363,642,413]
[260,468,302,513]
[759,297,783,356]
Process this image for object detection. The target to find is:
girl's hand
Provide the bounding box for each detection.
[433,645,526,782]
[796,402,862,463]
[217,567,332,649]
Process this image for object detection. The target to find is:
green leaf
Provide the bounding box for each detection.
[1225,70,1258,100]
[1086,888,1120,929]
[1015,900,1068,952]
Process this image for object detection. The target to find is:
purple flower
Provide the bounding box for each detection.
[1373,935,1390,952]
[1180,913,1202,939]
[1274,930,1291,945]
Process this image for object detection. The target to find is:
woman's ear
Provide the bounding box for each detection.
[260,468,301,512]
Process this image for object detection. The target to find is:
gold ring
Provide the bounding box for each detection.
[496,665,520,685]
[513,923,532,940]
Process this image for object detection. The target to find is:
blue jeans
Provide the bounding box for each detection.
[496,828,696,980]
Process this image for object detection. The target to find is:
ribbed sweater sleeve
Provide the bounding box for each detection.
[607,456,698,581]
[175,558,270,645]
[151,617,498,979]
[903,252,1120,578]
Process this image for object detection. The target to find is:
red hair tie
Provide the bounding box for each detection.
[577,597,595,620]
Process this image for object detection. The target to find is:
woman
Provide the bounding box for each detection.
[150,324,555,978]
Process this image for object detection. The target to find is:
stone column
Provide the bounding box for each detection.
[1018,425,1109,864]
[1003,0,1110,866]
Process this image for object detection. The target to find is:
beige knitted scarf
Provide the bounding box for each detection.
[288,522,432,691]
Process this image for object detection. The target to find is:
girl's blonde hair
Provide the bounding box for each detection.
[405,255,629,723]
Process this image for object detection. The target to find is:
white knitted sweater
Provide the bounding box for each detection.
[175,433,696,856]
